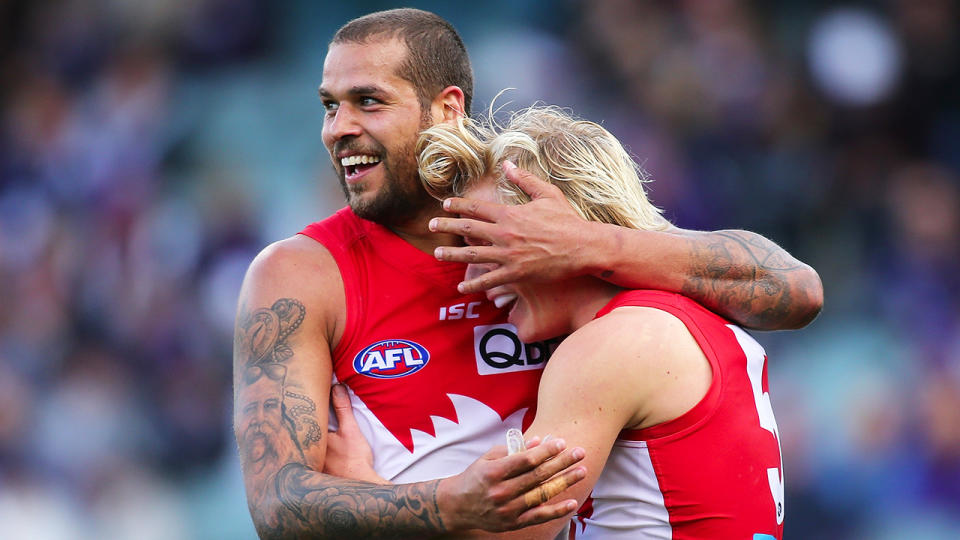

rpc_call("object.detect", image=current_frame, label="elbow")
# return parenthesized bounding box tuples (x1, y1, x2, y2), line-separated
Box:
(785, 265, 824, 330)
(247, 501, 284, 540)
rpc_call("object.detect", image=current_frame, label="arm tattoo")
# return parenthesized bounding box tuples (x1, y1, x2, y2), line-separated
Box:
(680, 231, 819, 329)
(273, 463, 444, 538)
(235, 298, 447, 538)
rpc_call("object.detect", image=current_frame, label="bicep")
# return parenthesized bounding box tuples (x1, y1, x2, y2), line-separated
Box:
(525, 367, 627, 504)
(233, 242, 340, 493)
(525, 330, 641, 509)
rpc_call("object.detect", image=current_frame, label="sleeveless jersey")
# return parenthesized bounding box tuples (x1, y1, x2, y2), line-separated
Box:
(572, 290, 784, 540)
(299, 208, 548, 483)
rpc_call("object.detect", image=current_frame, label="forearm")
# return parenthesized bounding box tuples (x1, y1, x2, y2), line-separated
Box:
(251, 462, 445, 539)
(582, 223, 823, 330)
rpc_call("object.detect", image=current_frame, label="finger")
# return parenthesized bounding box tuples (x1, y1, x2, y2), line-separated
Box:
(524, 436, 542, 449)
(502, 160, 563, 200)
(481, 444, 509, 461)
(511, 446, 586, 496)
(331, 384, 360, 433)
(515, 498, 579, 528)
(434, 244, 504, 266)
(429, 216, 497, 243)
(501, 438, 567, 478)
(458, 265, 515, 294)
(441, 196, 506, 221)
(522, 470, 583, 508)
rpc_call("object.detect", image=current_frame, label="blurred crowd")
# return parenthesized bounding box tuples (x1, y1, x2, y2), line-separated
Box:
(0, 1, 957, 538)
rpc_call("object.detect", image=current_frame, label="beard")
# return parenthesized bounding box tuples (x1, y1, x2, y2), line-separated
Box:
(336, 119, 437, 228)
(241, 425, 279, 473)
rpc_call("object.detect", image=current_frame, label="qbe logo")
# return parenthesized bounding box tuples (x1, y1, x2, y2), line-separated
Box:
(473, 324, 554, 376)
(353, 339, 430, 379)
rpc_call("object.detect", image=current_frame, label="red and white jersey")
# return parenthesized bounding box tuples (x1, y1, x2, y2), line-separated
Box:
(299, 208, 547, 483)
(573, 290, 784, 540)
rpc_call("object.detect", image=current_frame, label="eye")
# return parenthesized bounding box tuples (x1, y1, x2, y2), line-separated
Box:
(359, 96, 380, 107)
(322, 100, 338, 113)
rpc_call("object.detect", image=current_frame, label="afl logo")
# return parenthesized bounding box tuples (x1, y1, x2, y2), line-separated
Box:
(353, 339, 430, 379)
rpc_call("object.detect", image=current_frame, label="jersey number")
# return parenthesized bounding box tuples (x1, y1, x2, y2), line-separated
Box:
(732, 326, 785, 525)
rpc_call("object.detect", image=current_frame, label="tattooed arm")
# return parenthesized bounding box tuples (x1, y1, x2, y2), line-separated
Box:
(430, 165, 823, 331)
(234, 237, 585, 539)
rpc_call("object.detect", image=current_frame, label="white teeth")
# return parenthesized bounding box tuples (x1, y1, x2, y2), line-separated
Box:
(340, 155, 381, 167)
(493, 294, 518, 309)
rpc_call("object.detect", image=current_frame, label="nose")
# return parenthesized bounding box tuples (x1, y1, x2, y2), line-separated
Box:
(324, 103, 363, 143)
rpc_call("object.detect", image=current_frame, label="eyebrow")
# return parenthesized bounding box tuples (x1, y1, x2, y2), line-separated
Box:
(318, 85, 387, 99)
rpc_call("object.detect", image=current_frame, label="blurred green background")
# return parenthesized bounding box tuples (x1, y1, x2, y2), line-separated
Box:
(1, 1, 958, 538)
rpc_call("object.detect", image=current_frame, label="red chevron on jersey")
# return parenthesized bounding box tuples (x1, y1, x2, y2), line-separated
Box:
(300, 209, 545, 481)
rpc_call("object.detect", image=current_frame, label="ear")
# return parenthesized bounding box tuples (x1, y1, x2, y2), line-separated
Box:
(430, 85, 466, 125)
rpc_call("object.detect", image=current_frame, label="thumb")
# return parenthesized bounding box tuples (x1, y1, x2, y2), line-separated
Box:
(331, 384, 360, 433)
(502, 160, 560, 200)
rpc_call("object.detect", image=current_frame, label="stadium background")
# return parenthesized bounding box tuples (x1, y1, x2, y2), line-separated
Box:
(1, 0, 957, 538)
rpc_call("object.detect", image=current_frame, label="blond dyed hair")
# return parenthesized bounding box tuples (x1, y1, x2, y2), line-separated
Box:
(417, 105, 669, 231)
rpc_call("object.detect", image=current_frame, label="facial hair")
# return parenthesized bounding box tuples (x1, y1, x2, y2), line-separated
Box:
(336, 119, 437, 228)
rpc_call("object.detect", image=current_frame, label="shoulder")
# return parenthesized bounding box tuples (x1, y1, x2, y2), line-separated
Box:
(240, 235, 345, 341)
(246, 235, 340, 288)
(545, 307, 684, 389)
(548, 304, 710, 423)
(563, 304, 696, 360)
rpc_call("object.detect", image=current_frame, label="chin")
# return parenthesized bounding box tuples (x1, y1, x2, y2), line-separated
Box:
(515, 323, 549, 344)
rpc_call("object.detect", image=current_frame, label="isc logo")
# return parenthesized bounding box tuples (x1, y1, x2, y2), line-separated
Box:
(439, 301, 481, 321)
(353, 339, 430, 379)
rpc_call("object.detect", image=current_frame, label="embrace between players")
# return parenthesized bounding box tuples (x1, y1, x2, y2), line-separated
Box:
(234, 8, 822, 539)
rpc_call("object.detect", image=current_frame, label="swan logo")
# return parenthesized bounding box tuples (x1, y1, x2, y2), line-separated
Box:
(354, 339, 430, 379)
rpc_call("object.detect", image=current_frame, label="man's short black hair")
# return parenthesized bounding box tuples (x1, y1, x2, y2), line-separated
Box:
(332, 8, 474, 115)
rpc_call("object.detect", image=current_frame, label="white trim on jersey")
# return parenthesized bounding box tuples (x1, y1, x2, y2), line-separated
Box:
(342, 385, 530, 483)
(578, 439, 673, 539)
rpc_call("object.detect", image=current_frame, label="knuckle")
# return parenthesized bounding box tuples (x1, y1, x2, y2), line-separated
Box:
(494, 505, 514, 521)
(487, 485, 508, 503)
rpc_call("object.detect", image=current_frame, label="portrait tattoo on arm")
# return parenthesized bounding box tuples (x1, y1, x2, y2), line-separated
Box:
(234, 298, 446, 537)
(237, 298, 318, 452)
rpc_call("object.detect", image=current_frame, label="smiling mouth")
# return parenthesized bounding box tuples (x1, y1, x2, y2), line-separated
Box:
(341, 154, 382, 179)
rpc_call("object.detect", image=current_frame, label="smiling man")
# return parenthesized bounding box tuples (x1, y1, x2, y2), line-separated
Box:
(233, 8, 822, 539)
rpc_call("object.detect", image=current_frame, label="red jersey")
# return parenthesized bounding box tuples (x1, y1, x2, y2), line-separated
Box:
(573, 290, 784, 540)
(299, 208, 547, 483)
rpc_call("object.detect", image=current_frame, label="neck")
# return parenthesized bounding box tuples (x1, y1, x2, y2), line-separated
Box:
(566, 278, 624, 332)
(388, 207, 463, 256)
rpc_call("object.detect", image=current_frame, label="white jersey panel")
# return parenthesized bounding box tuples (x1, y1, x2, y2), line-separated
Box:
(345, 386, 529, 483)
(579, 439, 673, 540)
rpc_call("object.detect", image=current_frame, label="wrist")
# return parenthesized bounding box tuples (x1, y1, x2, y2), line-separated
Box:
(435, 476, 463, 532)
(580, 221, 622, 278)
